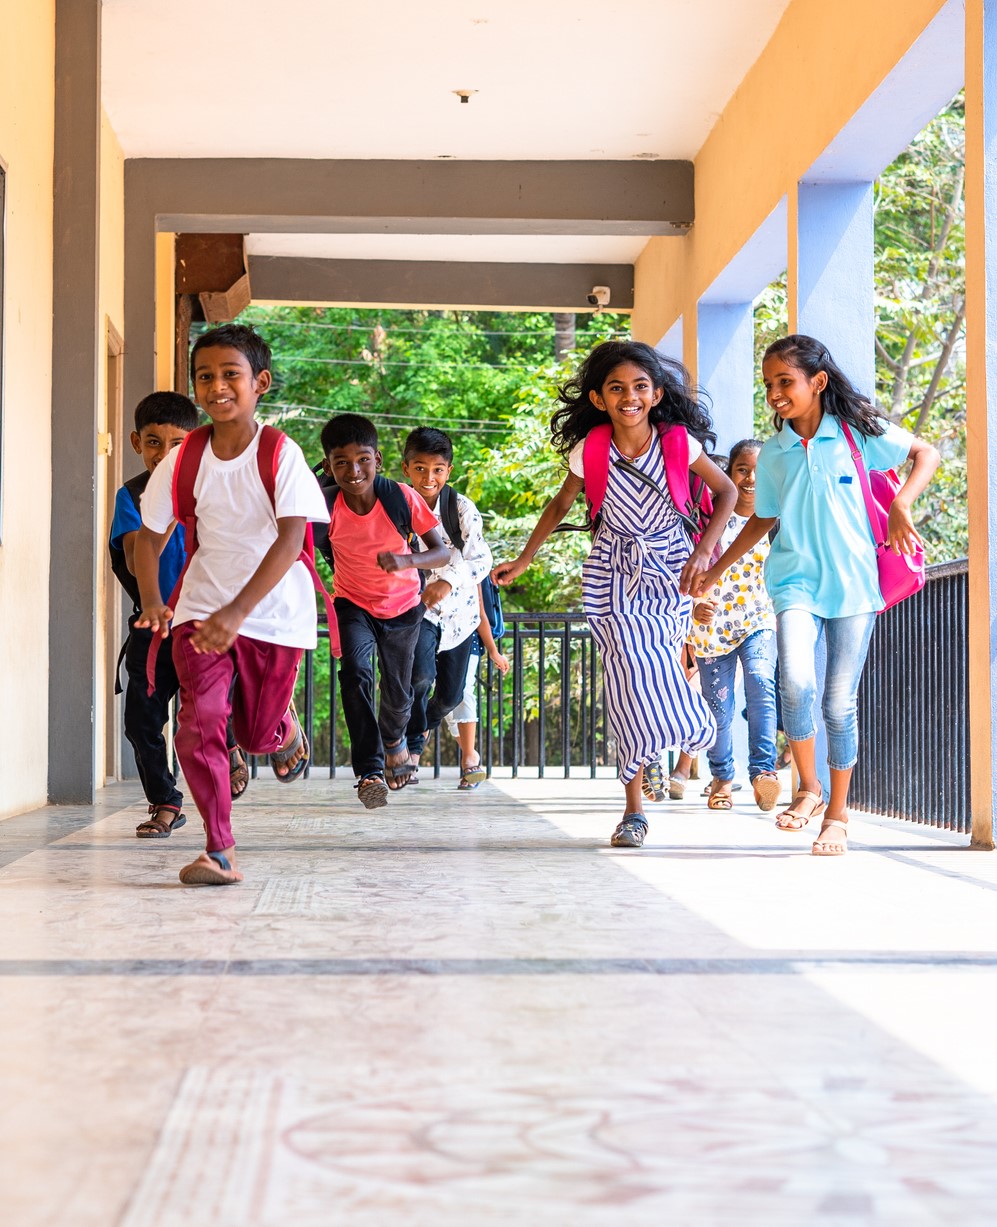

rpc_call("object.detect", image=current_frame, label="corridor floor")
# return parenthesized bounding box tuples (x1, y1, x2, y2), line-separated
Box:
(2, 772, 997, 1226)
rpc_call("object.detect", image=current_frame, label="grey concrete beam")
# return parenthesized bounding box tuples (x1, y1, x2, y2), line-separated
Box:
(249, 256, 634, 312)
(49, 0, 101, 803)
(127, 159, 693, 236)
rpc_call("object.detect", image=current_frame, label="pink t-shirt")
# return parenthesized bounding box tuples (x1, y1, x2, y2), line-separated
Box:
(331, 482, 439, 619)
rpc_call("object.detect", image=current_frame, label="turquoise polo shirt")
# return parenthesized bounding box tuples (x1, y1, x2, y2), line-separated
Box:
(754, 414, 915, 618)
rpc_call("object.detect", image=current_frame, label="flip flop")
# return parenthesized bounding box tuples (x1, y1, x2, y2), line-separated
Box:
(270, 702, 308, 783)
(136, 805, 187, 839)
(178, 850, 242, 886)
(461, 760, 487, 786)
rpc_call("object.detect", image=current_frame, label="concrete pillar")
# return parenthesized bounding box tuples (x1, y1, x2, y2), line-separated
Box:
(965, 0, 997, 849)
(794, 181, 876, 397)
(49, 0, 101, 803)
(697, 302, 754, 455)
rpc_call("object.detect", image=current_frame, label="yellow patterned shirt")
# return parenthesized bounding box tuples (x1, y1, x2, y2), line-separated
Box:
(689, 514, 776, 658)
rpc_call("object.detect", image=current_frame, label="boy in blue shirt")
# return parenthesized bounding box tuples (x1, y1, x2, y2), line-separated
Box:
(109, 392, 199, 837)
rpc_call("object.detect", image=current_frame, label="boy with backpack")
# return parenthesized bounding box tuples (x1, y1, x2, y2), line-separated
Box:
(315, 414, 450, 808)
(398, 428, 494, 779)
(109, 391, 198, 838)
(134, 325, 331, 886)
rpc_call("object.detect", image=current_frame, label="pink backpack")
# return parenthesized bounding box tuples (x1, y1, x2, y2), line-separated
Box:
(582, 421, 714, 542)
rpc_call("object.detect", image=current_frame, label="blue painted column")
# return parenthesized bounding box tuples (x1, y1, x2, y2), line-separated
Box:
(697, 302, 754, 455)
(793, 183, 875, 804)
(796, 181, 876, 397)
(656, 317, 684, 366)
(966, 0, 997, 848)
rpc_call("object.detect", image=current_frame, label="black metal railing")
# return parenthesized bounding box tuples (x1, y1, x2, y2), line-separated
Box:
(852, 559, 969, 831)
(267, 570, 970, 832)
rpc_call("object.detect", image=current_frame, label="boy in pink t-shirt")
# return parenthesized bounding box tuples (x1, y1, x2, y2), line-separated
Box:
(318, 414, 449, 809)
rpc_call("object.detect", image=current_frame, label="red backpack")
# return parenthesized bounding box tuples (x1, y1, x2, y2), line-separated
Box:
(582, 421, 714, 542)
(146, 424, 338, 695)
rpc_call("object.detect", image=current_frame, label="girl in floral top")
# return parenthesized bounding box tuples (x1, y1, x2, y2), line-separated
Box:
(690, 439, 780, 812)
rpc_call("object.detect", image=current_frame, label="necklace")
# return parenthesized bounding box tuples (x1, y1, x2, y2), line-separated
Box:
(616, 427, 653, 460)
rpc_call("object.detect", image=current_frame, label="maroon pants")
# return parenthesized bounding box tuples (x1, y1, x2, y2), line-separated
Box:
(172, 624, 303, 852)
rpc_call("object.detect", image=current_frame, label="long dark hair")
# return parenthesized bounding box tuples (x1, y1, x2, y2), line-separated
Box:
(550, 340, 717, 458)
(764, 335, 885, 437)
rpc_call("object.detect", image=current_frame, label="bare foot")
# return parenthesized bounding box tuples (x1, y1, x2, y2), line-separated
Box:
(178, 848, 244, 886)
(812, 816, 848, 856)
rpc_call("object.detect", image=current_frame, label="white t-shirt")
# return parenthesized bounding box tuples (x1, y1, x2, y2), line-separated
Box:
(567, 428, 703, 476)
(141, 427, 330, 648)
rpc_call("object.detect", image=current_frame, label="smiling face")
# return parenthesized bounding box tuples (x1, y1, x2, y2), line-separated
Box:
(401, 451, 453, 510)
(729, 447, 760, 514)
(191, 345, 271, 430)
(588, 362, 663, 431)
(325, 441, 381, 507)
(130, 422, 189, 474)
(762, 356, 826, 433)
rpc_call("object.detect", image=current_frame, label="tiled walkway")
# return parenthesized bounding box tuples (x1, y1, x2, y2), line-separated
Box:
(2, 772, 997, 1226)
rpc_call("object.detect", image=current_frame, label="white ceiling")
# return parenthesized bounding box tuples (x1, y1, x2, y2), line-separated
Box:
(101, 0, 791, 270)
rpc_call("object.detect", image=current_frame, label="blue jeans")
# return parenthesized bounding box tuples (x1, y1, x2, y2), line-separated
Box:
(697, 629, 778, 783)
(776, 609, 876, 771)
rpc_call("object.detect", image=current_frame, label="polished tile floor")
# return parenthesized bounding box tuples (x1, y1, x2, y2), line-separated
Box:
(2, 770, 997, 1226)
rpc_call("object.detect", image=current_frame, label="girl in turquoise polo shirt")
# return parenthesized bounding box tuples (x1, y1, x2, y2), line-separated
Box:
(690, 335, 939, 857)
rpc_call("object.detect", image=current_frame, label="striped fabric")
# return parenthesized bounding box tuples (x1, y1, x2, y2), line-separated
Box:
(582, 436, 716, 783)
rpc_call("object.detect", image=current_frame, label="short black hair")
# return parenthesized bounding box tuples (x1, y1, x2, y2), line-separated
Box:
(134, 391, 199, 434)
(403, 426, 453, 464)
(190, 324, 272, 379)
(321, 413, 379, 456)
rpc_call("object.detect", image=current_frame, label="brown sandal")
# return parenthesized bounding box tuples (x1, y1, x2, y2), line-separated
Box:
(229, 745, 249, 800)
(752, 772, 782, 812)
(136, 804, 187, 839)
(707, 780, 733, 810)
(812, 817, 848, 856)
(774, 789, 825, 830)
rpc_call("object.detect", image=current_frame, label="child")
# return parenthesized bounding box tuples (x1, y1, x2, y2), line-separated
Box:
(109, 391, 198, 838)
(400, 427, 494, 777)
(689, 439, 780, 812)
(442, 580, 511, 789)
(318, 414, 450, 807)
(493, 340, 736, 848)
(134, 325, 331, 886)
(691, 335, 939, 855)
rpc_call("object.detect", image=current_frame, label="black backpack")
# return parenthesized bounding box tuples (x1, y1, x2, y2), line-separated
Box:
(108, 470, 151, 612)
(480, 574, 505, 639)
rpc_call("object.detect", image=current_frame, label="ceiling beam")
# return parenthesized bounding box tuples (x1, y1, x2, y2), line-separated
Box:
(249, 256, 634, 312)
(126, 159, 693, 236)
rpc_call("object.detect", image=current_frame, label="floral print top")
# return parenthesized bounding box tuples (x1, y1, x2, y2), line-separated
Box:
(689, 513, 776, 658)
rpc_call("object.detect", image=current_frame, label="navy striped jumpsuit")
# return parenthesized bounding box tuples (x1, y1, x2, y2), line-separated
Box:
(580, 434, 717, 783)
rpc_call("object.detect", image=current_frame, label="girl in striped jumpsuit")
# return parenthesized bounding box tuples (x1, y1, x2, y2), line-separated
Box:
(493, 341, 736, 848)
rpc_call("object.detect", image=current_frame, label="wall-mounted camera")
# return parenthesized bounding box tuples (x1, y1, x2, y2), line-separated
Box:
(586, 286, 611, 308)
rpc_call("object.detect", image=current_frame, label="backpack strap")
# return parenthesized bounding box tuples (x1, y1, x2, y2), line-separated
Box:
(374, 475, 414, 543)
(657, 423, 714, 544)
(438, 484, 465, 552)
(582, 422, 613, 525)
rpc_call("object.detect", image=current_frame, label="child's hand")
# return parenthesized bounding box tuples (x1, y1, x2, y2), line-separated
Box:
(490, 649, 511, 675)
(887, 499, 924, 555)
(492, 558, 527, 586)
(377, 551, 407, 573)
(679, 546, 714, 596)
(190, 605, 244, 654)
(135, 604, 174, 637)
(422, 579, 452, 609)
(693, 601, 717, 625)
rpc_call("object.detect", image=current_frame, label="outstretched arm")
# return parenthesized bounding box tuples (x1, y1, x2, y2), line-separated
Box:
(677, 454, 737, 594)
(686, 514, 777, 597)
(492, 472, 585, 586)
(887, 436, 940, 555)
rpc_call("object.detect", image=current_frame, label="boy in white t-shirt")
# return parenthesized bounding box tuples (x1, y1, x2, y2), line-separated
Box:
(134, 325, 329, 886)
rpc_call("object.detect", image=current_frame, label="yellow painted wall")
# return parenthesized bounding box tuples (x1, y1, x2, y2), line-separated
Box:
(0, 1, 55, 818)
(95, 112, 126, 786)
(631, 0, 950, 364)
